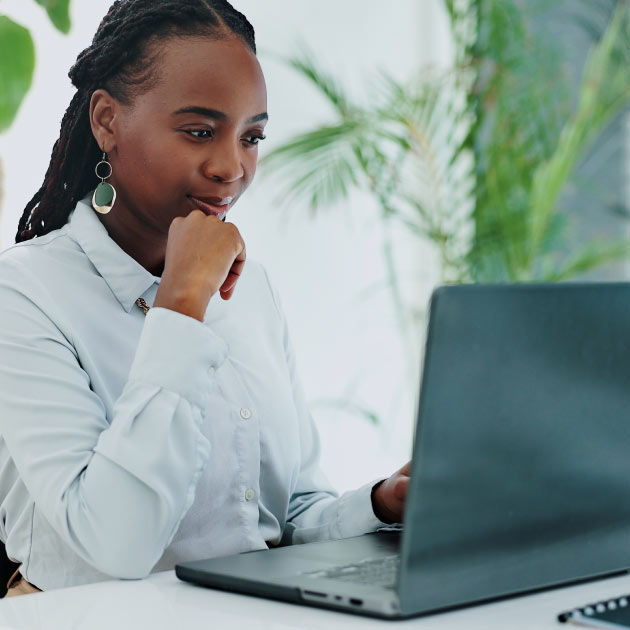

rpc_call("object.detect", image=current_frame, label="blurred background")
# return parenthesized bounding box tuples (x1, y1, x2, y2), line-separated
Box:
(0, 0, 628, 492)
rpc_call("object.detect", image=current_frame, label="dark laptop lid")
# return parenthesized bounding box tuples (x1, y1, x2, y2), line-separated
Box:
(398, 283, 630, 615)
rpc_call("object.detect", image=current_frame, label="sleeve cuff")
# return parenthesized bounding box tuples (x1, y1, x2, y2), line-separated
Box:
(336, 478, 390, 539)
(128, 306, 229, 409)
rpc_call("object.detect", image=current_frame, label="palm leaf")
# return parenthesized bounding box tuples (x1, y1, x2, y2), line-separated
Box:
(529, 3, 629, 262)
(542, 239, 630, 283)
(284, 47, 351, 116)
(261, 120, 371, 210)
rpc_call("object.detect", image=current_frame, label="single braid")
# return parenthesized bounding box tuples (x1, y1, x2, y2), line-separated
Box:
(16, 0, 256, 243)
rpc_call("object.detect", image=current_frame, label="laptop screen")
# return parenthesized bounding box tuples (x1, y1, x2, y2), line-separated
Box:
(398, 283, 630, 614)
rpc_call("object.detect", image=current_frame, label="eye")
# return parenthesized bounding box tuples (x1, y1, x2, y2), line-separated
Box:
(243, 134, 266, 146)
(187, 129, 213, 139)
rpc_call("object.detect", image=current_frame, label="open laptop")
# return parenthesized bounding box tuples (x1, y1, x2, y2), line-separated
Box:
(176, 283, 630, 619)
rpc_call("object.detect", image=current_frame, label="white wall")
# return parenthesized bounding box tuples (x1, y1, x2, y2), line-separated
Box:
(0, 1, 453, 492)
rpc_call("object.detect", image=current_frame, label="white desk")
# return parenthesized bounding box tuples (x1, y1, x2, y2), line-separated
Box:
(0, 569, 629, 630)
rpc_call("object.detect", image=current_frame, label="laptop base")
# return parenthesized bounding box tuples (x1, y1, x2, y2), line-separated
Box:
(176, 531, 402, 618)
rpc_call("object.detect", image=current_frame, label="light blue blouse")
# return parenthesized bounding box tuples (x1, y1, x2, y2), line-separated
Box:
(0, 195, 384, 591)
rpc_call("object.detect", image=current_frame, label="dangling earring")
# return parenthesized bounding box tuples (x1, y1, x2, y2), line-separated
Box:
(92, 147, 117, 214)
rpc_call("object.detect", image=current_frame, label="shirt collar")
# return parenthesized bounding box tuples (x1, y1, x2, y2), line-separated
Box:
(67, 194, 161, 313)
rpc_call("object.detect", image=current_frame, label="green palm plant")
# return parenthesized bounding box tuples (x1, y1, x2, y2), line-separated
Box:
(461, 0, 630, 282)
(260, 1, 628, 426)
(262, 1, 629, 349)
(261, 56, 476, 366)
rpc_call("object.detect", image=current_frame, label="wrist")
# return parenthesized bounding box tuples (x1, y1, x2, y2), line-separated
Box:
(154, 286, 206, 322)
(371, 479, 395, 524)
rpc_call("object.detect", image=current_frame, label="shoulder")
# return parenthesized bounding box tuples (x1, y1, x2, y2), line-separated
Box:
(0, 226, 84, 337)
(0, 225, 80, 287)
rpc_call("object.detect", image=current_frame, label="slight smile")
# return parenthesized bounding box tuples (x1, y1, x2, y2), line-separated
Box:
(187, 195, 233, 221)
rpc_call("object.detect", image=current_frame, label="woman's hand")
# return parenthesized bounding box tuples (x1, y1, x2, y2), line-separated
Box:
(371, 461, 411, 523)
(154, 210, 246, 321)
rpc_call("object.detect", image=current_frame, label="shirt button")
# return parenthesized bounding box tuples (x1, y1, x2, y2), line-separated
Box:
(240, 408, 252, 420)
(245, 488, 255, 501)
(207, 366, 215, 379)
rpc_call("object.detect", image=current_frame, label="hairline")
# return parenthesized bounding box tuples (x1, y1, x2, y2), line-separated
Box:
(104, 30, 256, 106)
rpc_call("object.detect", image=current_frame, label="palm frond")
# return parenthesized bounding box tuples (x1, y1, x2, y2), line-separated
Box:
(261, 120, 371, 210)
(529, 3, 629, 259)
(541, 239, 630, 283)
(284, 47, 352, 116)
(262, 0, 629, 289)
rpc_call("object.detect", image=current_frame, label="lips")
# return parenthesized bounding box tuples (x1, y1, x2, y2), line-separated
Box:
(188, 195, 233, 220)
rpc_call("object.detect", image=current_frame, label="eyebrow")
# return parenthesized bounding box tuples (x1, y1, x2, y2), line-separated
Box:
(172, 106, 268, 124)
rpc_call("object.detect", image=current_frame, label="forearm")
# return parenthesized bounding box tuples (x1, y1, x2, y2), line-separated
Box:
(282, 480, 388, 546)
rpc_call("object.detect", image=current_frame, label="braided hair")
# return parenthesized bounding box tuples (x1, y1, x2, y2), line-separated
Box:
(15, 0, 256, 243)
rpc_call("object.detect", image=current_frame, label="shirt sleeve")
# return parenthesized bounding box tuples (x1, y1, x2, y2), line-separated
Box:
(0, 258, 228, 579)
(259, 266, 388, 545)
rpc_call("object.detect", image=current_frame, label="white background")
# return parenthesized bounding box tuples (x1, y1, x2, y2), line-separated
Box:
(0, 0, 453, 492)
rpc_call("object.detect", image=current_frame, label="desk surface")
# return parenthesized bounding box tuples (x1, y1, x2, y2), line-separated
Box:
(0, 569, 629, 630)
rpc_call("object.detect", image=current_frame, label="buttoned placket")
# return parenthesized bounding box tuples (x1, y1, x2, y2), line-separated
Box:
(235, 400, 259, 509)
(211, 360, 261, 547)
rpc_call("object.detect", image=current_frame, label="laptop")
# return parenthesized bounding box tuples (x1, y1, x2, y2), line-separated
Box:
(176, 283, 630, 619)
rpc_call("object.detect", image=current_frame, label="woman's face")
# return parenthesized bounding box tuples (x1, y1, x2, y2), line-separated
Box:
(93, 35, 268, 233)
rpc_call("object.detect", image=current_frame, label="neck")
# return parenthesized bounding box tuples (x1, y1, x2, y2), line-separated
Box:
(95, 193, 166, 277)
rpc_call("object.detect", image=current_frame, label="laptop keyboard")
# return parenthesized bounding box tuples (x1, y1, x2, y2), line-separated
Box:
(302, 554, 400, 589)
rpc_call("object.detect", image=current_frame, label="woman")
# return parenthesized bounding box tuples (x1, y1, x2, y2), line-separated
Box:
(0, 0, 410, 596)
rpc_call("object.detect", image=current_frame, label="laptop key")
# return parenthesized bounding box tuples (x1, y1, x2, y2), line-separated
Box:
(302, 555, 400, 590)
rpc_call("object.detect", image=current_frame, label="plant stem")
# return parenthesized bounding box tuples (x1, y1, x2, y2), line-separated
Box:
(381, 213, 419, 385)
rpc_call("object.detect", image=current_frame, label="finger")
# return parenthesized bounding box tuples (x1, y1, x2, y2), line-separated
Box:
(231, 234, 247, 269)
(219, 246, 246, 301)
(219, 278, 237, 300)
(230, 249, 246, 279)
(219, 242, 246, 300)
(399, 460, 412, 477)
(219, 286, 235, 300)
(220, 270, 239, 293)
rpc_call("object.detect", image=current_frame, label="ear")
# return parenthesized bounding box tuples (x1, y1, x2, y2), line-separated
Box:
(89, 89, 119, 154)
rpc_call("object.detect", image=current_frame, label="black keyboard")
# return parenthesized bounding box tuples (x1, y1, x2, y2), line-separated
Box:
(302, 554, 399, 589)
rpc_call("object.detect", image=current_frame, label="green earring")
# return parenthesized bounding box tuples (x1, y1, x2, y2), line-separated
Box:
(92, 149, 116, 214)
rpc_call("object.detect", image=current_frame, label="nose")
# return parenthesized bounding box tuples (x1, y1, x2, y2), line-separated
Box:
(201, 139, 245, 183)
